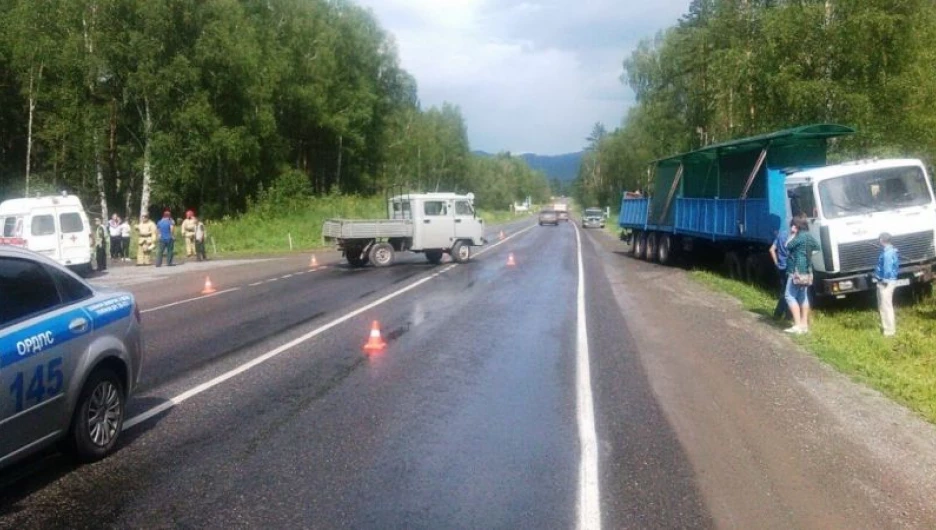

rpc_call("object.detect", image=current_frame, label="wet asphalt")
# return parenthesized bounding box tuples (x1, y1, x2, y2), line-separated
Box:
(0, 219, 711, 529)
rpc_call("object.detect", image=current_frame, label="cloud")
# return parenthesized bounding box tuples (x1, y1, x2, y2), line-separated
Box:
(357, 0, 689, 154)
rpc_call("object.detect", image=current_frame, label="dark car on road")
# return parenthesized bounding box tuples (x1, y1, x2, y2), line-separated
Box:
(0, 246, 143, 470)
(539, 209, 559, 226)
(582, 207, 605, 229)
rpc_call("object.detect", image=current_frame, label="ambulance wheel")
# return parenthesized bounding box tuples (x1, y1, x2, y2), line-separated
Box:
(451, 241, 471, 263)
(66, 368, 125, 463)
(426, 250, 444, 264)
(369, 243, 395, 267)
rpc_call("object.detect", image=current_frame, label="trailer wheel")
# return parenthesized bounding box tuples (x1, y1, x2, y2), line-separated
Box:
(724, 251, 744, 281)
(369, 243, 395, 267)
(633, 231, 647, 260)
(645, 232, 658, 262)
(425, 250, 443, 265)
(658, 234, 674, 265)
(451, 240, 471, 263)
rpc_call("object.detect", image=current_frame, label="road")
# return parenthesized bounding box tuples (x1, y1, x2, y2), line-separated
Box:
(2, 218, 936, 529)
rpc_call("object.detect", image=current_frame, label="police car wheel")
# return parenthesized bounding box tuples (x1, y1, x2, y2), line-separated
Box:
(68, 368, 125, 463)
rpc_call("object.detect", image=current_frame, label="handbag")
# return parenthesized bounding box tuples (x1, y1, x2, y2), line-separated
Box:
(792, 271, 813, 286)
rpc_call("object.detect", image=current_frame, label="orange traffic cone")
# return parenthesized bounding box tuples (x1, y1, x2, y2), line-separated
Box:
(506, 253, 516, 267)
(310, 254, 318, 268)
(498, 230, 505, 241)
(363, 320, 387, 353)
(201, 276, 216, 294)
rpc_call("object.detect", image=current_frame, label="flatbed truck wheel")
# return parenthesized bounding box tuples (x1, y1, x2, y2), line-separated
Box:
(658, 233, 673, 265)
(369, 242, 395, 267)
(346, 246, 369, 267)
(425, 250, 443, 264)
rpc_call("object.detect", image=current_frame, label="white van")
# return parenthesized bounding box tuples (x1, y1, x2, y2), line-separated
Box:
(0, 194, 93, 275)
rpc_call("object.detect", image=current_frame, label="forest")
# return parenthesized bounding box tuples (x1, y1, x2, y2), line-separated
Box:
(576, 0, 936, 210)
(0, 0, 550, 221)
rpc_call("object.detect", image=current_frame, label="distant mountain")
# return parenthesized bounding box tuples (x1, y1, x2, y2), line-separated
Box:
(473, 151, 583, 182)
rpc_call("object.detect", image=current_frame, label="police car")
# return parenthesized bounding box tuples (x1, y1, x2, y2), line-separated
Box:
(0, 245, 143, 469)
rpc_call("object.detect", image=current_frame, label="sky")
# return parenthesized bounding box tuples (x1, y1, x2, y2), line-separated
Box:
(355, 0, 691, 155)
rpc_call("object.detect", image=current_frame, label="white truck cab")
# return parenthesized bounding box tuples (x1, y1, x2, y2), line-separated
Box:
(0, 194, 93, 275)
(785, 159, 936, 296)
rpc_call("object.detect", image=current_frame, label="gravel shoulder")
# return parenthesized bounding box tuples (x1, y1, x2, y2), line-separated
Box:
(585, 227, 936, 529)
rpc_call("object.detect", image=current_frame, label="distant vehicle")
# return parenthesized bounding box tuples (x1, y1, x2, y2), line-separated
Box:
(0, 245, 143, 470)
(551, 201, 570, 222)
(322, 192, 486, 267)
(619, 124, 936, 298)
(582, 208, 605, 229)
(539, 209, 559, 226)
(0, 194, 93, 276)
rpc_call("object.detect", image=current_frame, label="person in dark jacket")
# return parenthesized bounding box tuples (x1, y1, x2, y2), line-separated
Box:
(769, 226, 791, 320)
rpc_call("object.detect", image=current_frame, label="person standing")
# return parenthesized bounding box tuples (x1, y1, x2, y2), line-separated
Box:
(94, 218, 108, 271)
(119, 216, 132, 261)
(784, 217, 820, 334)
(181, 209, 197, 259)
(874, 232, 900, 337)
(108, 214, 122, 260)
(155, 210, 176, 267)
(137, 214, 158, 265)
(769, 226, 791, 320)
(194, 216, 208, 261)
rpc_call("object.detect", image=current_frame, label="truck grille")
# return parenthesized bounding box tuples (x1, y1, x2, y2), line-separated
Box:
(837, 230, 935, 272)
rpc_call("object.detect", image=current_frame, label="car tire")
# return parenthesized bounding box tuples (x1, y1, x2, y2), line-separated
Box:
(451, 240, 471, 263)
(426, 249, 443, 265)
(66, 368, 125, 463)
(369, 242, 395, 267)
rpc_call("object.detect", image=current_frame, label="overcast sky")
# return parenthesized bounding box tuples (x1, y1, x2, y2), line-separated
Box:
(355, 0, 690, 155)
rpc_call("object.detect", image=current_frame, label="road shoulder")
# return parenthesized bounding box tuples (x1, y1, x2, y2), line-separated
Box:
(584, 227, 936, 529)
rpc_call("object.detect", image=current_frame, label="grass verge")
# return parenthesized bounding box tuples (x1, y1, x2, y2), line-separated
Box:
(691, 270, 936, 424)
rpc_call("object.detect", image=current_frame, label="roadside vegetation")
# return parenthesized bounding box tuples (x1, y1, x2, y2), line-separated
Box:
(692, 271, 936, 424)
(0, 0, 550, 223)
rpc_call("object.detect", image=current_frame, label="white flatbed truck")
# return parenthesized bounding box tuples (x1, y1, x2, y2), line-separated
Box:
(322, 192, 487, 267)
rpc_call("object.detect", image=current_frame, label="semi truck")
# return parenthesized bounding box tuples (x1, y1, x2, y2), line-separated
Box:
(618, 124, 936, 298)
(322, 192, 486, 267)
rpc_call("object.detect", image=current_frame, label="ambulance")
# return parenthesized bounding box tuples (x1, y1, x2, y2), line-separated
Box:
(0, 193, 93, 275)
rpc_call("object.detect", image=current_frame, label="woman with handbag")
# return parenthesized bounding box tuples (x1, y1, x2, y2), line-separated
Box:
(784, 216, 819, 334)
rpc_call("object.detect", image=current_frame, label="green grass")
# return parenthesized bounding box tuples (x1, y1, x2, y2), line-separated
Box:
(692, 270, 936, 424)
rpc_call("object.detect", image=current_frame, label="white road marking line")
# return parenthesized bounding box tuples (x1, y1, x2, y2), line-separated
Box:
(123, 223, 536, 430)
(282, 274, 293, 279)
(265, 278, 278, 283)
(140, 288, 241, 314)
(573, 223, 601, 530)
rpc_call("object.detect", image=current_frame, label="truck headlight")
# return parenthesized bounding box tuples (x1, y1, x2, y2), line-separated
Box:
(836, 280, 854, 291)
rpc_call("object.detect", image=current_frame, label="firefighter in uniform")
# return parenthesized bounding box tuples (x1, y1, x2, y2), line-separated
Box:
(137, 213, 158, 265)
(181, 209, 197, 258)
